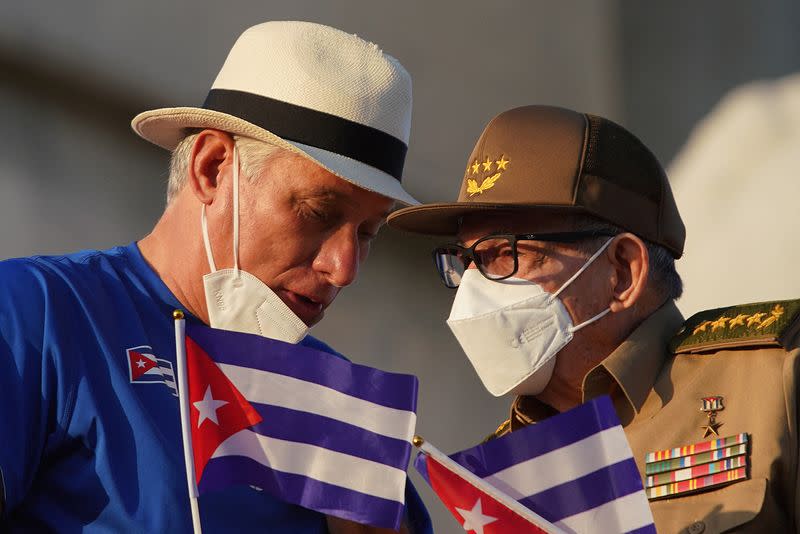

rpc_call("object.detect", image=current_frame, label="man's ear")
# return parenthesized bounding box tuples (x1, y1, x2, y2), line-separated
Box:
(607, 233, 649, 313)
(187, 130, 236, 205)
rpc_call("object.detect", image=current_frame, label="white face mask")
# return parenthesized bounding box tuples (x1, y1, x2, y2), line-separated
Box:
(446, 238, 613, 397)
(201, 146, 309, 344)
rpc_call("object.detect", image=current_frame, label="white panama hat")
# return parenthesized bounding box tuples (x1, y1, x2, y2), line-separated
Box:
(132, 21, 418, 205)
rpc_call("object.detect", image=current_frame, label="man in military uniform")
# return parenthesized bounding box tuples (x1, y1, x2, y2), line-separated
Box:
(388, 106, 799, 532)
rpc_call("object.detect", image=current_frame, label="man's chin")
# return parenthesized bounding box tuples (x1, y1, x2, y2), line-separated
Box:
(305, 309, 325, 328)
(276, 289, 328, 327)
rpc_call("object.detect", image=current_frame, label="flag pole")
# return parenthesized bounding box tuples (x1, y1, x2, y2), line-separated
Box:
(412, 436, 567, 534)
(174, 310, 203, 534)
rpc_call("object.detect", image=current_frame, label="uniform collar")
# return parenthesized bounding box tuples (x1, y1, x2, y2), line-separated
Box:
(582, 299, 684, 423)
(506, 300, 683, 431)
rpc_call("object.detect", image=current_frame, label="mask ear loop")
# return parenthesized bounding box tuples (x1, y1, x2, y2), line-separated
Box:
(232, 144, 240, 279)
(549, 236, 616, 333)
(570, 307, 612, 333)
(200, 143, 241, 276)
(551, 236, 615, 300)
(201, 205, 217, 273)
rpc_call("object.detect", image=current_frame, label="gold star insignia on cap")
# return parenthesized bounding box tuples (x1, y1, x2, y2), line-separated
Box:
(465, 154, 508, 196)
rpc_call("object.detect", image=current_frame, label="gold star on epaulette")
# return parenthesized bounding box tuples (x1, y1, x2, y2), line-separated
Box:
(471, 160, 481, 174)
(746, 312, 766, 328)
(728, 314, 748, 328)
(671, 298, 800, 354)
(482, 156, 493, 172)
(758, 304, 785, 329)
(496, 155, 509, 170)
(710, 316, 730, 331)
(693, 320, 713, 335)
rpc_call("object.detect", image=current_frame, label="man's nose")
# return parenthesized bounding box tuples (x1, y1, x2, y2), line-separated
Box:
(313, 227, 360, 288)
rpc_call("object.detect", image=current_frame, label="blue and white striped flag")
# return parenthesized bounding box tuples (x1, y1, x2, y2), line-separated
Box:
(422, 396, 655, 534)
(178, 322, 418, 530)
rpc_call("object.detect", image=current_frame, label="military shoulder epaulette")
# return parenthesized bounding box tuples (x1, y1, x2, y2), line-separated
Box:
(670, 298, 800, 354)
(483, 419, 511, 443)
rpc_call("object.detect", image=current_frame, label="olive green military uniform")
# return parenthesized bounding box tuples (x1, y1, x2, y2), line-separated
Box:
(491, 300, 800, 533)
(387, 106, 799, 533)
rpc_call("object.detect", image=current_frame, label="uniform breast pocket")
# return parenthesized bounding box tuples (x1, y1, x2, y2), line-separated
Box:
(649, 478, 767, 533)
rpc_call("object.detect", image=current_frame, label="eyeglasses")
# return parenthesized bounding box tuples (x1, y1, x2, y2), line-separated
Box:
(432, 231, 616, 288)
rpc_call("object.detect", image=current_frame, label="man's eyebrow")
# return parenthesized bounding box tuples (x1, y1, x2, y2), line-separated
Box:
(295, 187, 341, 199)
(295, 188, 392, 220)
(293, 188, 348, 207)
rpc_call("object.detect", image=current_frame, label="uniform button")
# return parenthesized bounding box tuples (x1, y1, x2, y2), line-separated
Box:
(687, 521, 705, 534)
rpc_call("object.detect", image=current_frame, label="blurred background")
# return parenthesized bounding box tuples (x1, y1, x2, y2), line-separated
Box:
(3, 1, 800, 531)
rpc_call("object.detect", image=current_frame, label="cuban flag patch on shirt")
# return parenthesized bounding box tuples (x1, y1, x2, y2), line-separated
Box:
(127, 345, 178, 396)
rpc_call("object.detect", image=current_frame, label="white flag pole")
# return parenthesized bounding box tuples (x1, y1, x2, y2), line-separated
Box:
(174, 310, 203, 534)
(412, 436, 567, 534)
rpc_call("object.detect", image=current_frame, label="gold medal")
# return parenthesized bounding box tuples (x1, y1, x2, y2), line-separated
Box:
(700, 396, 724, 438)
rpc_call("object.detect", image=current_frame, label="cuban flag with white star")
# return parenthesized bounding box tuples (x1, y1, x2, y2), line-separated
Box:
(126, 345, 178, 396)
(415, 396, 655, 534)
(182, 322, 418, 530)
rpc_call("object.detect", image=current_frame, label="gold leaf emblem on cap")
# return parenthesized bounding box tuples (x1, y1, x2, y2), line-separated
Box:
(466, 154, 509, 196)
(467, 173, 502, 196)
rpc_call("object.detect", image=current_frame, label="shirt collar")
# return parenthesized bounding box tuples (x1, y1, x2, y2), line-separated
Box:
(582, 299, 684, 421)
(509, 300, 684, 429)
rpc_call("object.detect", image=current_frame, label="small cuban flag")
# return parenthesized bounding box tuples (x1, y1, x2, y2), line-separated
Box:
(126, 345, 178, 396)
(415, 396, 655, 534)
(172, 316, 418, 533)
(414, 437, 560, 534)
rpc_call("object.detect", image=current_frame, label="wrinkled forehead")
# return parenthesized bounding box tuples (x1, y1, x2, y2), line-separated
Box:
(456, 210, 577, 244)
(262, 149, 395, 211)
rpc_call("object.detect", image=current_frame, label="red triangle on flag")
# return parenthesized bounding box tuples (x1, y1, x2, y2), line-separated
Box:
(186, 336, 263, 483)
(128, 349, 158, 381)
(425, 453, 551, 534)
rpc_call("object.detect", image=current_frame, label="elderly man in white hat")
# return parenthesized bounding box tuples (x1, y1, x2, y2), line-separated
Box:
(0, 21, 430, 533)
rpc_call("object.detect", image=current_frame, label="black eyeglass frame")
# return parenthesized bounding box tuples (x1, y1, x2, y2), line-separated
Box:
(432, 230, 618, 288)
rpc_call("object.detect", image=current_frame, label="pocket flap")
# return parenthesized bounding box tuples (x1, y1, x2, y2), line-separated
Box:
(649, 477, 766, 533)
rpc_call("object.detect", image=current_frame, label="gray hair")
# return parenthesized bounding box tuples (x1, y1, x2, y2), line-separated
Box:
(166, 129, 283, 204)
(566, 215, 683, 301)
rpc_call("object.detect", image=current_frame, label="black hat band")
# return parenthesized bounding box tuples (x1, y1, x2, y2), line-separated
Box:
(203, 89, 407, 180)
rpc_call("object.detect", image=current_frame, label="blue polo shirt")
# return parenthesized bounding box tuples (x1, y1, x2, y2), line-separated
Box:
(0, 243, 431, 533)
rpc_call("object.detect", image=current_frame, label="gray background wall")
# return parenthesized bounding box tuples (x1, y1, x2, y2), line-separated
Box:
(2, 1, 799, 532)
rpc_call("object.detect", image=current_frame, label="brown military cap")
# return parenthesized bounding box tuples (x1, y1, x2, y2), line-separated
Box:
(389, 105, 686, 257)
